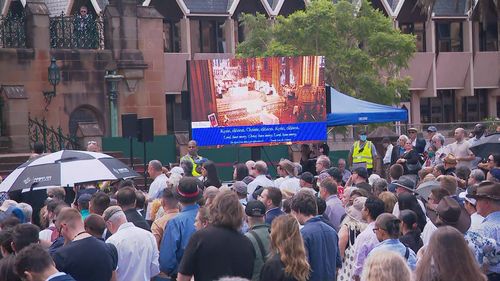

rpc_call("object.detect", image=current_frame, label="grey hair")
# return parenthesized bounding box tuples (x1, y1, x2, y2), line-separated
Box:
(17, 203, 33, 223)
(148, 160, 163, 172)
(470, 169, 485, 182)
(316, 155, 331, 169)
(108, 210, 127, 224)
(398, 135, 409, 142)
(372, 178, 388, 192)
(432, 133, 445, 145)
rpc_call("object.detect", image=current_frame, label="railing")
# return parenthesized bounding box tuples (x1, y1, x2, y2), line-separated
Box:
(29, 116, 80, 152)
(49, 12, 104, 50)
(0, 13, 26, 48)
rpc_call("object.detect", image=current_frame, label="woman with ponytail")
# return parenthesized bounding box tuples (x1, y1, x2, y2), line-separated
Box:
(260, 215, 310, 281)
(399, 209, 423, 253)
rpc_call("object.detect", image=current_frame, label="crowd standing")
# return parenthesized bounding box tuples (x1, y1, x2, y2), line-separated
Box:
(0, 126, 499, 281)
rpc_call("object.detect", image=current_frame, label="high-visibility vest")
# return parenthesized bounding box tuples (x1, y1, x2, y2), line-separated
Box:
(352, 141, 374, 169)
(181, 155, 202, 177)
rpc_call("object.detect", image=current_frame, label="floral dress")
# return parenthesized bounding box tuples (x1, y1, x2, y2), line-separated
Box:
(337, 218, 367, 281)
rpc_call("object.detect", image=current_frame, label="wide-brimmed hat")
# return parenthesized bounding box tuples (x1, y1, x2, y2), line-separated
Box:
(428, 196, 471, 234)
(443, 154, 457, 165)
(392, 178, 415, 193)
(346, 196, 367, 222)
(408, 127, 418, 133)
(175, 177, 203, 203)
(466, 181, 500, 201)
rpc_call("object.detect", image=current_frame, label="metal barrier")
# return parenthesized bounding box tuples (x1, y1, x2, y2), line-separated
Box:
(29, 116, 80, 152)
(49, 12, 104, 50)
(0, 13, 26, 48)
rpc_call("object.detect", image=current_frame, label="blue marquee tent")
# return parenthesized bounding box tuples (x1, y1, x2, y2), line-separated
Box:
(326, 87, 408, 126)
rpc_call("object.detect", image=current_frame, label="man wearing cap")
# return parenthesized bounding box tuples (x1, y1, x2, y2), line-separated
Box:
(159, 177, 202, 280)
(348, 131, 377, 175)
(349, 167, 371, 192)
(180, 140, 204, 177)
(425, 126, 438, 151)
(299, 172, 315, 194)
(448, 128, 475, 169)
(459, 189, 484, 231)
(244, 201, 270, 281)
(391, 178, 426, 217)
(232, 181, 248, 207)
(465, 181, 500, 281)
(104, 206, 160, 281)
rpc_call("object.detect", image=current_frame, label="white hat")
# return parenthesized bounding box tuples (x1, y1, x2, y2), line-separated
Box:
(459, 191, 476, 206)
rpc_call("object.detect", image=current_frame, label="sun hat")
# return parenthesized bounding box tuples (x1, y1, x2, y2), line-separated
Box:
(392, 178, 416, 193)
(466, 181, 500, 201)
(428, 196, 471, 234)
(175, 177, 203, 203)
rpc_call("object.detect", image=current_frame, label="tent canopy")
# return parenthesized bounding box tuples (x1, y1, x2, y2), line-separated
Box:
(327, 87, 408, 126)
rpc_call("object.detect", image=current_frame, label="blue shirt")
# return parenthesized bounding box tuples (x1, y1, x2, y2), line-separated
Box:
(159, 204, 199, 275)
(265, 207, 284, 225)
(369, 239, 417, 270)
(301, 216, 342, 281)
(465, 211, 500, 274)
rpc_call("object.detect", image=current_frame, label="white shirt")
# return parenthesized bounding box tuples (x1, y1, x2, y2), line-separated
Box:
(146, 173, 168, 220)
(39, 223, 55, 242)
(422, 217, 437, 246)
(148, 173, 168, 200)
(247, 174, 275, 201)
(392, 199, 426, 217)
(106, 222, 160, 281)
(383, 144, 394, 165)
(469, 212, 484, 231)
(279, 176, 301, 194)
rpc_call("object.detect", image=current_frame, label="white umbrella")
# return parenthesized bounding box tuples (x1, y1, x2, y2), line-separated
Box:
(0, 150, 140, 192)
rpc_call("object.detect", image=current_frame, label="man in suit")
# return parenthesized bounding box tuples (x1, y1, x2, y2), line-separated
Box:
(15, 244, 77, 281)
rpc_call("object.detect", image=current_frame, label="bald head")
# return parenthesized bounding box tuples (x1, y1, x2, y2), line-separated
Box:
(454, 128, 466, 141)
(187, 140, 198, 156)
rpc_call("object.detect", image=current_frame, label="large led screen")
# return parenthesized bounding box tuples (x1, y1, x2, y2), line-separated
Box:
(189, 56, 327, 146)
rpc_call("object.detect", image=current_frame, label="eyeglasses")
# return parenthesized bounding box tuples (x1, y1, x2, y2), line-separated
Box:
(372, 228, 380, 233)
(488, 158, 494, 162)
(88, 141, 97, 145)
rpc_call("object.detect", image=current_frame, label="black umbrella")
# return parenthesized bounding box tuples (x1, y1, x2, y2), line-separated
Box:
(469, 133, 500, 160)
(0, 150, 140, 192)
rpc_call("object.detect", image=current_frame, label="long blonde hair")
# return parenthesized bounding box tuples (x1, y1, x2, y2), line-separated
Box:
(414, 226, 487, 281)
(270, 215, 310, 281)
(361, 250, 411, 281)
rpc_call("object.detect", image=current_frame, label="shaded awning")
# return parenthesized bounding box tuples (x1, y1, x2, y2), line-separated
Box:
(327, 87, 408, 126)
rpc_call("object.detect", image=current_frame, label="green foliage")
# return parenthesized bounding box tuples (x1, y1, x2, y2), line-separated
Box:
(236, 0, 416, 105)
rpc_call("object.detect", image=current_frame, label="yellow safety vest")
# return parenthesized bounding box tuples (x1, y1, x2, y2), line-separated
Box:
(352, 141, 374, 169)
(181, 155, 201, 177)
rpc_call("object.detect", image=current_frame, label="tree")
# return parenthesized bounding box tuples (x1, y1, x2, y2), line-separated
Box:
(236, 0, 416, 105)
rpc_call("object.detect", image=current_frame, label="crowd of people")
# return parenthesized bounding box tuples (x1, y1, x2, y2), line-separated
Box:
(0, 126, 498, 281)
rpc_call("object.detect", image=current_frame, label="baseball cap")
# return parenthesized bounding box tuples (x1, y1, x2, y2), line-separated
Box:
(427, 126, 437, 132)
(459, 191, 476, 206)
(245, 200, 266, 217)
(232, 181, 248, 195)
(300, 172, 314, 184)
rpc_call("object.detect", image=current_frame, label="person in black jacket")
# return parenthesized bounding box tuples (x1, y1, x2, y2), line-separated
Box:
(399, 209, 423, 254)
(391, 135, 409, 165)
(116, 187, 150, 231)
(396, 140, 421, 182)
(202, 160, 222, 188)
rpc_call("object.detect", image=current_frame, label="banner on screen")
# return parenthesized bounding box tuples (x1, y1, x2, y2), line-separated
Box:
(189, 56, 327, 146)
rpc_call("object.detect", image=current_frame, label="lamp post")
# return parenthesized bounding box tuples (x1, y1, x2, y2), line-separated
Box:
(43, 57, 61, 111)
(104, 70, 123, 137)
